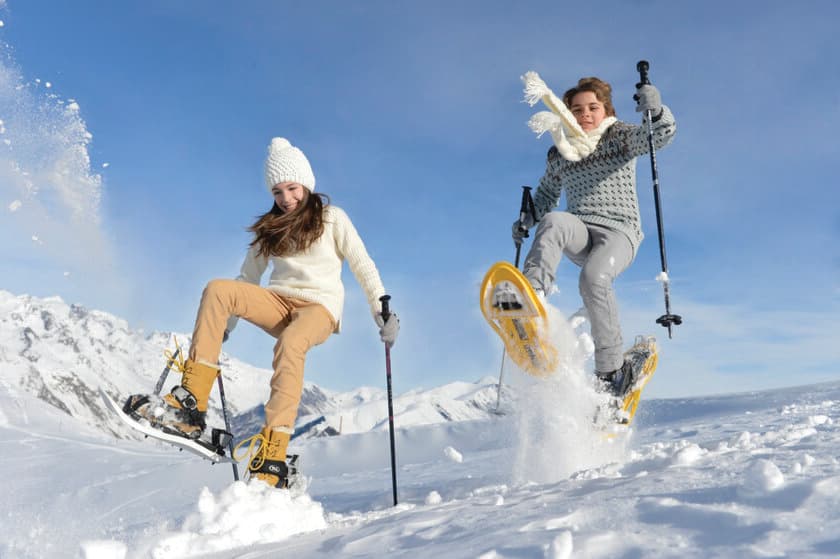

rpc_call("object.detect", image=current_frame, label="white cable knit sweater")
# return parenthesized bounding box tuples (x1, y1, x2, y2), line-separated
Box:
(234, 205, 385, 332)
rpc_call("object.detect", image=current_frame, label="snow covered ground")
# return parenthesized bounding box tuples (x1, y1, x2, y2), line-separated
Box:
(4, 373, 840, 558)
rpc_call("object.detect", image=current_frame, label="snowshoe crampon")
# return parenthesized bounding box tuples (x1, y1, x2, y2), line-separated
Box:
(480, 261, 558, 377)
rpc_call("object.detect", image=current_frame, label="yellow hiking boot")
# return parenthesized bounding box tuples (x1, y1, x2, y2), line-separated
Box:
(237, 426, 292, 488)
(124, 359, 219, 439)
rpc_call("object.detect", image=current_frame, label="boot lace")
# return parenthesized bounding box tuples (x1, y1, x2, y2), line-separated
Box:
(163, 337, 209, 399)
(163, 337, 191, 376)
(233, 432, 270, 469)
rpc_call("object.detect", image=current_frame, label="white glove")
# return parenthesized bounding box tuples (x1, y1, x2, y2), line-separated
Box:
(375, 312, 400, 348)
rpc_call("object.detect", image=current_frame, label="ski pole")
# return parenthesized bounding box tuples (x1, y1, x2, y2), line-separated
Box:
(379, 294, 399, 506)
(153, 347, 180, 396)
(216, 373, 240, 481)
(513, 186, 534, 268)
(636, 60, 682, 338)
(217, 330, 239, 480)
(496, 186, 535, 411)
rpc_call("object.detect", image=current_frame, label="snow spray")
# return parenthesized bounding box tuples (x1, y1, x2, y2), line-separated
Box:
(509, 303, 628, 484)
(149, 480, 326, 558)
(0, 39, 114, 293)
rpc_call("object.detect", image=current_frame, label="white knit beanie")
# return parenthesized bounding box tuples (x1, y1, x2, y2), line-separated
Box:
(263, 137, 316, 192)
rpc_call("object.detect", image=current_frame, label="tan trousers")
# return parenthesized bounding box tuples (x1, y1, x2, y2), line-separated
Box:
(190, 279, 335, 430)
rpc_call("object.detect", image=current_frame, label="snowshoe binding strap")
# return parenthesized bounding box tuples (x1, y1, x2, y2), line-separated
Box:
(493, 281, 524, 311)
(286, 454, 299, 477)
(613, 361, 637, 398)
(170, 385, 198, 411)
(595, 358, 638, 399)
(210, 428, 233, 449)
(123, 394, 150, 416)
(233, 432, 297, 488)
(248, 457, 289, 488)
(594, 370, 617, 395)
(167, 385, 207, 430)
(162, 385, 207, 431)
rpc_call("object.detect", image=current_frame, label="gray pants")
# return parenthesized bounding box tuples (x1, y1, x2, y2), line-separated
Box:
(523, 212, 634, 373)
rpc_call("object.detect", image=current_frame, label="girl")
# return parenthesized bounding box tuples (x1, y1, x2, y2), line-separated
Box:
(128, 137, 399, 488)
(499, 73, 676, 395)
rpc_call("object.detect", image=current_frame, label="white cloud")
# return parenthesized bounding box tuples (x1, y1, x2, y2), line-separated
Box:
(620, 296, 840, 398)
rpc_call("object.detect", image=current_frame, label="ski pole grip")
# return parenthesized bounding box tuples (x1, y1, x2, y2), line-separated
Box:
(380, 294, 391, 322)
(636, 60, 651, 86)
(518, 186, 532, 238)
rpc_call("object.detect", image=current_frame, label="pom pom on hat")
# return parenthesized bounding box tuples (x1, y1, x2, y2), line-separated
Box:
(264, 137, 315, 192)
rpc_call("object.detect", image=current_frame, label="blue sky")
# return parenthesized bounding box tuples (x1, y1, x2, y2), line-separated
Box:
(1, 0, 838, 398)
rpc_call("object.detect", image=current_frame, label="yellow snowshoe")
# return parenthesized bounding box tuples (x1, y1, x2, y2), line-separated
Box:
(479, 261, 558, 377)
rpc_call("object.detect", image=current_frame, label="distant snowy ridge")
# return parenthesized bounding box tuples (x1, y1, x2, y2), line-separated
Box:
(0, 290, 509, 441)
(0, 289, 266, 436)
(237, 376, 510, 440)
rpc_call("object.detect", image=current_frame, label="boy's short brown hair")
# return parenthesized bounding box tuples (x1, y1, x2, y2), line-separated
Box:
(562, 77, 616, 117)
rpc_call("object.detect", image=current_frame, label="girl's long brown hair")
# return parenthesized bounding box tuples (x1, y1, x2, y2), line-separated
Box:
(249, 190, 331, 258)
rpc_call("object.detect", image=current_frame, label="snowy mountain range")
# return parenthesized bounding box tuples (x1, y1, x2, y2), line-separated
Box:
(0, 290, 507, 441)
(4, 289, 840, 558)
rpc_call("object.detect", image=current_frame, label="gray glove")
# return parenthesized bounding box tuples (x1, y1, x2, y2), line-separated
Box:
(375, 312, 400, 348)
(511, 214, 535, 242)
(634, 84, 662, 114)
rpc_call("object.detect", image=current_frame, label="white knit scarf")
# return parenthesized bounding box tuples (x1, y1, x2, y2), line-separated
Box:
(522, 71, 617, 162)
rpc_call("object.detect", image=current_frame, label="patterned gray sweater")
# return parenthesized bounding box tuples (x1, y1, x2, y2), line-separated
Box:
(532, 106, 677, 254)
